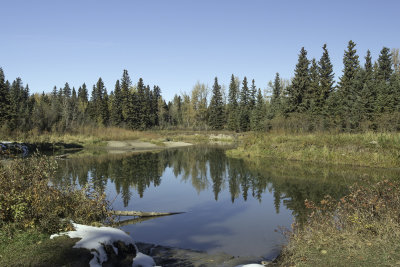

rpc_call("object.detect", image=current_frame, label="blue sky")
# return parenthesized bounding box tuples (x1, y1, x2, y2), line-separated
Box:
(1, 0, 400, 100)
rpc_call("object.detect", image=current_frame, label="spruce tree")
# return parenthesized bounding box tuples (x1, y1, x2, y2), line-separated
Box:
(227, 74, 239, 131)
(307, 58, 320, 114)
(377, 47, 393, 82)
(0, 68, 10, 126)
(270, 73, 281, 116)
(208, 77, 225, 130)
(337, 40, 360, 129)
(375, 47, 395, 113)
(239, 76, 250, 131)
(287, 47, 310, 113)
(111, 80, 123, 126)
(120, 70, 132, 123)
(250, 88, 265, 131)
(318, 44, 334, 109)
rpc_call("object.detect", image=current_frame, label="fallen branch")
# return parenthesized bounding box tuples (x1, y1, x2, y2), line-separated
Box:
(110, 210, 184, 217)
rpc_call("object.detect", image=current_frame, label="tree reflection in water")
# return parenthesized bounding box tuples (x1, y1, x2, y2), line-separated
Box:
(53, 146, 400, 222)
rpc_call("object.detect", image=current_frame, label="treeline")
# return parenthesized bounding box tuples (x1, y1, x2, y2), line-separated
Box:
(1, 40, 400, 133)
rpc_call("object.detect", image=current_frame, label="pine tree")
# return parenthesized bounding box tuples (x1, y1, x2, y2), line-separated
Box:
(208, 77, 225, 129)
(287, 47, 310, 113)
(239, 76, 250, 131)
(318, 44, 334, 110)
(0, 68, 10, 126)
(227, 74, 239, 131)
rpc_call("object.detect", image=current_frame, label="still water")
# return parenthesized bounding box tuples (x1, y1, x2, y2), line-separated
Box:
(54, 146, 400, 259)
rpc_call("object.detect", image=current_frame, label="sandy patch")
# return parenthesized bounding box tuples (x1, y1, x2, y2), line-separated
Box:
(106, 140, 192, 154)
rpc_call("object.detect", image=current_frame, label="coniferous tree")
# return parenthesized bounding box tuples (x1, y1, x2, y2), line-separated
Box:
(249, 79, 257, 110)
(337, 40, 360, 129)
(287, 47, 310, 113)
(0, 68, 10, 126)
(111, 80, 123, 126)
(227, 74, 239, 131)
(306, 59, 320, 115)
(152, 86, 161, 126)
(120, 70, 132, 123)
(318, 44, 334, 110)
(239, 76, 250, 131)
(270, 73, 281, 116)
(208, 77, 225, 130)
(250, 88, 265, 131)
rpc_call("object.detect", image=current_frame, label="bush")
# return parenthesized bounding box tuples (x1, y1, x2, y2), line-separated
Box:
(0, 156, 111, 234)
(281, 180, 400, 266)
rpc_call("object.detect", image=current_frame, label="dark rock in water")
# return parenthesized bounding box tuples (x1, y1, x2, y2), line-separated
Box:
(103, 241, 137, 267)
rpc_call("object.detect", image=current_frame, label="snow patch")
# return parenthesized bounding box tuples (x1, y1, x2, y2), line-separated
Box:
(132, 252, 156, 267)
(50, 223, 156, 267)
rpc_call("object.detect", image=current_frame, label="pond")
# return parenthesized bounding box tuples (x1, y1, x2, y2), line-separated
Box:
(53, 145, 400, 260)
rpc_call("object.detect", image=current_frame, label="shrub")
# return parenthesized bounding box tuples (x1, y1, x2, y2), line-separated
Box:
(0, 156, 112, 234)
(281, 180, 400, 266)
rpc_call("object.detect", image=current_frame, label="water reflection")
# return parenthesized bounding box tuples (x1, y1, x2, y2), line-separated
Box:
(54, 146, 400, 223)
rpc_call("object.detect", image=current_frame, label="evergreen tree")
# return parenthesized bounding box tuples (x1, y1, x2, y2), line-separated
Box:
(270, 72, 281, 116)
(287, 47, 310, 113)
(227, 74, 239, 131)
(249, 79, 257, 110)
(120, 70, 132, 123)
(377, 47, 393, 82)
(208, 77, 225, 129)
(307, 58, 320, 114)
(250, 88, 265, 131)
(111, 80, 123, 126)
(337, 40, 360, 130)
(0, 68, 10, 126)
(318, 44, 334, 109)
(239, 76, 250, 131)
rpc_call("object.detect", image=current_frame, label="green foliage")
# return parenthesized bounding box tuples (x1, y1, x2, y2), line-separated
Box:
(239, 77, 250, 131)
(227, 74, 239, 131)
(208, 77, 225, 130)
(0, 156, 111, 234)
(288, 47, 310, 113)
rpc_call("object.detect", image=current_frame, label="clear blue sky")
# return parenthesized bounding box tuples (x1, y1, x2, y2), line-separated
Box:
(1, 0, 399, 100)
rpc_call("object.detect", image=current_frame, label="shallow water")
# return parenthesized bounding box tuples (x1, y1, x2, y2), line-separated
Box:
(54, 145, 400, 259)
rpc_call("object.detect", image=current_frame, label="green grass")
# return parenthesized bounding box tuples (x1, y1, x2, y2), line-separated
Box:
(226, 132, 400, 168)
(0, 229, 92, 267)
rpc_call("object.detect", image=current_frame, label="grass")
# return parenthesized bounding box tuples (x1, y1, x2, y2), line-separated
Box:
(226, 132, 400, 168)
(0, 228, 92, 267)
(280, 180, 400, 267)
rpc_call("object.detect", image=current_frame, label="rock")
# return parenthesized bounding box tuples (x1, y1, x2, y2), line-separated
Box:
(98, 241, 137, 267)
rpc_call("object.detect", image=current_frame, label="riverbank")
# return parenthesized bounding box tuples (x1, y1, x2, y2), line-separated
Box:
(226, 132, 400, 168)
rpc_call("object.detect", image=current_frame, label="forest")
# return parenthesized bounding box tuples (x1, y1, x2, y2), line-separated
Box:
(1, 40, 400, 135)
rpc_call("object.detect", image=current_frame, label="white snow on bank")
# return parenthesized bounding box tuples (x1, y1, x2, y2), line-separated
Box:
(50, 223, 156, 267)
